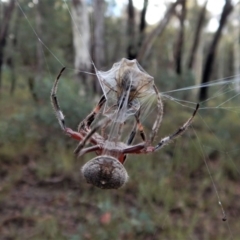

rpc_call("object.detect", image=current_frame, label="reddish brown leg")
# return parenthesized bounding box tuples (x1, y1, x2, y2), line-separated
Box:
(154, 104, 199, 151)
(51, 67, 67, 131)
(74, 118, 111, 156)
(122, 143, 146, 154)
(78, 95, 106, 131)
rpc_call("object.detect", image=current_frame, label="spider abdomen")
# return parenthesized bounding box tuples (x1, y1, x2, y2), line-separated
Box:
(81, 156, 128, 189)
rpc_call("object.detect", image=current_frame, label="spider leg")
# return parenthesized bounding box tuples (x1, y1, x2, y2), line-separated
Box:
(77, 145, 102, 157)
(154, 104, 199, 151)
(126, 110, 146, 145)
(78, 94, 106, 131)
(126, 121, 137, 145)
(51, 67, 66, 130)
(122, 143, 146, 154)
(149, 84, 163, 144)
(51, 68, 90, 143)
(135, 111, 146, 142)
(122, 111, 146, 163)
(74, 118, 111, 156)
(65, 127, 84, 141)
(121, 122, 138, 163)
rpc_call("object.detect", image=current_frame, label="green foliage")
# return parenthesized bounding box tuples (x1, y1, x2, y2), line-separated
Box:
(2, 70, 240, 239)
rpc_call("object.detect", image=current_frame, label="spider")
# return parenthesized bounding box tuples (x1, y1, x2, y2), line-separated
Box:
(51, 65, 199, 189)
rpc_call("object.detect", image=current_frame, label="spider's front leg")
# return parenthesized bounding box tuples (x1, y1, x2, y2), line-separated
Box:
(149, 84, 164, 144)
(51, 67, 67, 131)
(122, 104, 199, 156)
(154, 104, 199, 151)
(51, 68, 87, 142)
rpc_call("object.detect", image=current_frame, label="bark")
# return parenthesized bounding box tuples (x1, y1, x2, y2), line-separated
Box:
(28, 77, 38, 103)
(233, 22, 240, 91)
(0, 0, 15, 90)
(127, 0, 136, 60)
(137, 0, 182, 63)
(9, 9, 19, 95)
(233, 4, 240, 91)
(137, 0, 148, 55)
(71, 0, 91, 87)
(174, 0, 187, 75)
(127, 0, 148, 60)
(8, 57, 15, 95)
(188, 0, 208, 69)
(139, 0, 148, 33)
(199, 0, 233, 101)
(93, 0, 105, 93)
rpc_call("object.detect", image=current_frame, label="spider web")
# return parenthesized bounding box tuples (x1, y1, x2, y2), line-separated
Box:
(16, 0, 240, 238)
(96, 58, 155, 122)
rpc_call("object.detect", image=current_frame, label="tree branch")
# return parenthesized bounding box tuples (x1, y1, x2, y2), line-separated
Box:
(137, 0, 182, 63)
(188, 0, 208, 69)
(199, 0, 233, 101)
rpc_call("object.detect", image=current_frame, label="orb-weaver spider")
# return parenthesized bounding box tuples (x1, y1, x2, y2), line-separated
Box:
(51, 59, 199, 189)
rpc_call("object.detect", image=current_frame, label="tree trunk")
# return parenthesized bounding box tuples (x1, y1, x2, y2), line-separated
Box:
(234, 40, 240, 92)
(137, 0, 182, 64)
(28, 77, 38, 102)
(188, 0, 208, 69)
(137, 0, 148, 55)
(8, 57, 16, 95)
(139, 0, 148, 34)
(174, 0, 187, 75)
(71, 0, 91, 89)
(93, 0, 105, 93)
(127, 0, 148, 60)
(199, 0, 233, 101)
(127, 0, 136, 60)
(9, 9, 20, 95)
(233, 5, 240, 92)
(0, 0, 15, 90)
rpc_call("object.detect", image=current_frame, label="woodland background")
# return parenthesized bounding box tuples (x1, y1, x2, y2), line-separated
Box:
(0, 0, 240, 239)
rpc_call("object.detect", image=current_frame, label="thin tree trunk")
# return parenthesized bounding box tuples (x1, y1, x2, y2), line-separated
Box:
(28, 77, 38, 102)
(93, 0, 105, 94)
(199, 0, 233, 101)
(234, 41, 240, 92)
(8, 58, 15, 95)
(0, 0, 15, 90)
(188, 0, 208, 69)
(139, 0, 148, 34)
(174, 0, 187, 75)
(233, 5, 240, 91)
(137, 0, 182, 64)
(127, 0, 148, 60)
(8, 8, 20, 95)
(137, 0, 148, 55)
(71, 0, 91, 90)
(127, 0, 136, 60)
(9, 20, 18, 95)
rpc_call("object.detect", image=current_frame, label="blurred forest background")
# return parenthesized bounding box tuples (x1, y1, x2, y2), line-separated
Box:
(0, 0, 240, 239)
